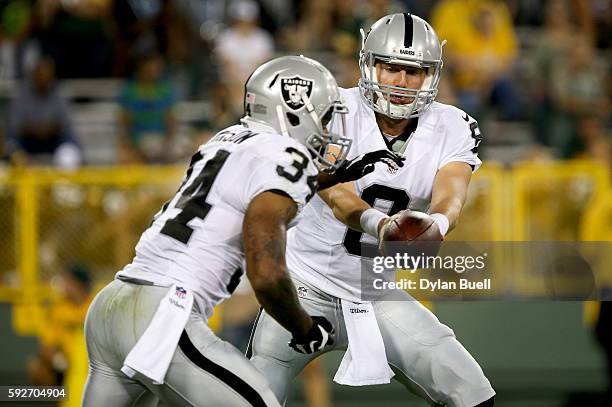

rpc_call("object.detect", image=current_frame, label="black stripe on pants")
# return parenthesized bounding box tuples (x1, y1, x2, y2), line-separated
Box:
(179, 330, 268, 407)
(245, 307, 263, 359)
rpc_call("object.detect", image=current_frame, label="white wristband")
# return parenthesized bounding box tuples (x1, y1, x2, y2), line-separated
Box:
(430, 213, 449, 237)
(360, 209, 389, 239)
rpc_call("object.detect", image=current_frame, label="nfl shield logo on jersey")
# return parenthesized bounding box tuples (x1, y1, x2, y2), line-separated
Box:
(297, 286, 308, 298)
(281, 76, 313, 110)
(175, 286, 187, 299)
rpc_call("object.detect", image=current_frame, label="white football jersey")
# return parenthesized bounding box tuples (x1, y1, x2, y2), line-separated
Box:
(286, 87, 482, 301)
(117, 124, 318, 317)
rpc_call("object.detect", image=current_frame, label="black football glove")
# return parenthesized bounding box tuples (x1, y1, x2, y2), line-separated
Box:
(288, 316, 335, 354)
(332, 150, 405, 183)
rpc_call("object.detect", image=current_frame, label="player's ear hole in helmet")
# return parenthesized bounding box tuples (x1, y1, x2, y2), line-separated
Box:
(241, 55, 352, 169)
(286, 112, 300, 126)
(358, 13, 446, 120)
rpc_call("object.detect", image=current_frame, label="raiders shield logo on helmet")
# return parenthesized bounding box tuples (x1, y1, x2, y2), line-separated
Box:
(281, 76, 313, 110)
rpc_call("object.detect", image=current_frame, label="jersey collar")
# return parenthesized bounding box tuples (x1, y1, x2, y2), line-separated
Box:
(379, 117, 419, 153)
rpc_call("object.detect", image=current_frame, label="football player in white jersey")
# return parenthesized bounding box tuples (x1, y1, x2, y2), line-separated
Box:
(82, 55, 404, 407)
(249, 14, 496, 407)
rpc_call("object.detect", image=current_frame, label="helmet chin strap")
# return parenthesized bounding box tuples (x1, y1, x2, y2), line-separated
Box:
(275, 105, 290, 137)
(300, 91, 322, 131)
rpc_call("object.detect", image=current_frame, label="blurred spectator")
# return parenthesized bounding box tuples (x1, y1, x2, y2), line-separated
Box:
(329, 0, 365, 87)
(592, 0, 611, 50)
(528, 0, 575, 148)
(215, 0, 273, 115)
(207, 83, 243, 132)
(575, 115, 611, 165)
(278, 0, 334, 52)
(401, 0, 436, 19)
(111, 0, 202, 84)
(549, 33, 609, 158)
(110, 0, 166, 77)
(333, 0, 366, 39)
(571, 0, 596, 43)
(188, 0, 226, 43)
(257, 0, 297, 36)
(363, 0, 407, 26)
(7, 56, 82, 169)
(27, 263, 93, 407)
(504, 0, 545, 26)
(157, 0, 224, 101)
(32, 0, 113, 78)
(154, 0, 219, 101)
(0, 0, 36, 79)
(551, 33, 609, 118)
(432, 0, 521, 120)
(117, 50, 178, 164)
(530, 0, 574, 84)
(506, 0, 595, 33)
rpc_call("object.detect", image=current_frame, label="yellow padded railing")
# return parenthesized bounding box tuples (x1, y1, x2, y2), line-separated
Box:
(2, 165, 184, 334)
(0, 161, 609, 334)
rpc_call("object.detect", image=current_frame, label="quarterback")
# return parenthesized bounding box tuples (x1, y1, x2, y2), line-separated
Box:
(249, 14, 495, 407)
(82, 56, 402, 406)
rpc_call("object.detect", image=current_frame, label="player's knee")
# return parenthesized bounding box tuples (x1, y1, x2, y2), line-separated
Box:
(473, 396, 494, 406)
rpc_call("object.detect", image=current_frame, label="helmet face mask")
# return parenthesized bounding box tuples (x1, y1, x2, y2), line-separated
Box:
(242, 56, 352, 169)
(358, 13, 445, 120)
(306, 103, 351, 169)
(311, 102, 351, 169)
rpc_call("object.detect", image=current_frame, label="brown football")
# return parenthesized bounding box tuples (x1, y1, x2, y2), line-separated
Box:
(380, 210, 443, 257)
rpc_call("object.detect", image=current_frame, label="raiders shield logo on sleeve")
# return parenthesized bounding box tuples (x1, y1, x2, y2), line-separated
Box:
(281, 76, 313, 110)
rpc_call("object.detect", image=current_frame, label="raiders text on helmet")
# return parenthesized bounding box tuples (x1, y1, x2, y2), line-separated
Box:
(242, 55, 351, 169)
(359, 13, 445, 119)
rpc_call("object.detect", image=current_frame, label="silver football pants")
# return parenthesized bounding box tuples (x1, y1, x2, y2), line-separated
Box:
(83, 279, 280, 407)
(248, 277, 495, 407)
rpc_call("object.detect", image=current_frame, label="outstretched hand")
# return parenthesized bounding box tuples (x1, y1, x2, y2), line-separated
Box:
(318, 150, 405, 189)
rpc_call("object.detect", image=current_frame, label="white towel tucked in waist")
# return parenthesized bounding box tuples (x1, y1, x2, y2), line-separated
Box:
(122, 283, 194, 384)
(334, 300, 394, 386)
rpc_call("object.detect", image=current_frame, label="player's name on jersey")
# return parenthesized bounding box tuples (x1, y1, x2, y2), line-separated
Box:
(373, 277, 492, 291)
(210, 129, 257, 144)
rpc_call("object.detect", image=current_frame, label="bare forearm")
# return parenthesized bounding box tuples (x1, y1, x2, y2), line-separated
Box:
(430, 162, 472, 232)
(330, 193, 369, 231)
(318, 183, 371, 232)
(252, 272, 311, 335)
(246, 236, 311, 335)
(243, 193, 312, 336)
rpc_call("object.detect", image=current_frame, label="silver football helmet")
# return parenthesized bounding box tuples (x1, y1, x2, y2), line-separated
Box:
(359, 13, 445, 119)
(241, 55, 351, 169)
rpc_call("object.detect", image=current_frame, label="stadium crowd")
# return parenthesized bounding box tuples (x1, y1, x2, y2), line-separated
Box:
(0, 0, 609, 168)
